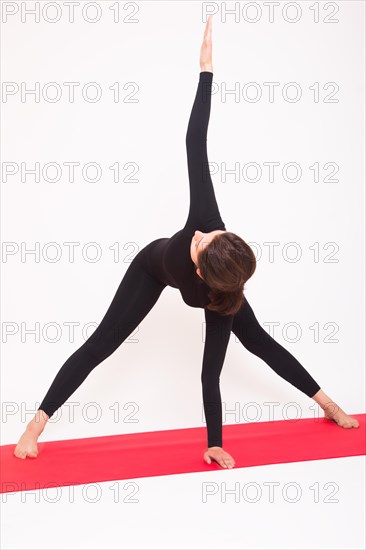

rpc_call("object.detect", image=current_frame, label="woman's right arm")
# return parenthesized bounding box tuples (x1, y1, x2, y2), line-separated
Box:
(184, 71, 225, 233)
(183, 17, 225, 233)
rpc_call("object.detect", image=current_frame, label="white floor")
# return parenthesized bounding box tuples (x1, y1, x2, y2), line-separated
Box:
(1, 455, 365, 550)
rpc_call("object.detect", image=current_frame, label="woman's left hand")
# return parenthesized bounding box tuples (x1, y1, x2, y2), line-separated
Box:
(203, 445, 236, 469)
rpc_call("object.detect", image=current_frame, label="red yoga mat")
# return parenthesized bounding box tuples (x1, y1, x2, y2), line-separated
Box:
(1, 414, 365, 494)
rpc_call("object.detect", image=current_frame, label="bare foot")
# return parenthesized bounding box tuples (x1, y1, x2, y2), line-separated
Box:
(324, 404, 360, 429)
(14, 427, 40, 459)
(14, 410, 49, 459)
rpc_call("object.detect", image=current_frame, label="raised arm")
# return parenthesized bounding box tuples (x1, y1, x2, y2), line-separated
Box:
(183, 18, 225, 233)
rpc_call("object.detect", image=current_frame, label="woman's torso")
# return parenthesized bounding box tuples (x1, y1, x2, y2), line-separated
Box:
(137, 226, 223, 309)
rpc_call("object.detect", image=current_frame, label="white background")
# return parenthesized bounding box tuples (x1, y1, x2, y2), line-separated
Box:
(1, 1, 365, 549)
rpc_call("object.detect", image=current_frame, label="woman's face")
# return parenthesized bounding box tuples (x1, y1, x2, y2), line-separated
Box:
(190, 229, 226, 274)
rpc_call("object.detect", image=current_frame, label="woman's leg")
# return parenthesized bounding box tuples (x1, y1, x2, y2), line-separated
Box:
(231, 297, 321, 398)
(231, 298, 359, 428)
(14, 257, 167, 458)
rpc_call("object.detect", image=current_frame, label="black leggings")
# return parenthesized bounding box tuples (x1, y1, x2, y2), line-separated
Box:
(38, 245, 320, 419)
(38, 244, 166, 417)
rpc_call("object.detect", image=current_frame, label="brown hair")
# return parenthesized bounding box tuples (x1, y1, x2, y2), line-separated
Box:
(197, 231, 257, 316)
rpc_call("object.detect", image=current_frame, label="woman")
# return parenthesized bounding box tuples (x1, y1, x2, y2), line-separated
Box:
(14, 17, 359, 468)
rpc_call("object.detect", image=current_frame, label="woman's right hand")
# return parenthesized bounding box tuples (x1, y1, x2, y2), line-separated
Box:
(200, 15, 213, 73)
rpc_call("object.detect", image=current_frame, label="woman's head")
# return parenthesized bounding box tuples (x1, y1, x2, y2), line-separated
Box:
(190, 229, 257, 316)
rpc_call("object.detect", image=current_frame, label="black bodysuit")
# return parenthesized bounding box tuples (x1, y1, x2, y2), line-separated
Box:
(38, 72, 321, 448)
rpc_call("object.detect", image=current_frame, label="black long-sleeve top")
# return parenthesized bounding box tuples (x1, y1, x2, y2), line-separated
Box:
(146, 72, 234, 448)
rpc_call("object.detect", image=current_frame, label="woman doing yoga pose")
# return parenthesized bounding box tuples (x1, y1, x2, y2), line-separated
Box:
(15, 17, 359, 468)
